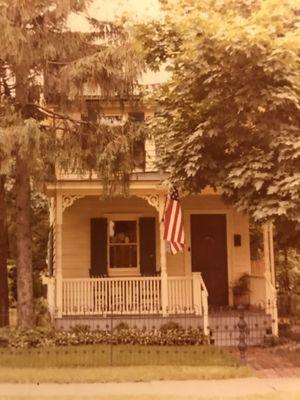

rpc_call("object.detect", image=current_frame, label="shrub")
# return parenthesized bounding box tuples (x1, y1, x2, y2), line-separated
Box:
(113, 322, 130, 331)
(0, 324, 207, 348)
(160, 321, 181, 332)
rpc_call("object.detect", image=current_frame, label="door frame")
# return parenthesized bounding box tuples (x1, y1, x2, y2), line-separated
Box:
(184, 209, 234, 306)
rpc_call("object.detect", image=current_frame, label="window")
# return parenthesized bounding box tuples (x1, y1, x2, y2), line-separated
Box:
(108, 220, 138, 270)
(128, 111, 145, 170)
(100, 115, 124, 126)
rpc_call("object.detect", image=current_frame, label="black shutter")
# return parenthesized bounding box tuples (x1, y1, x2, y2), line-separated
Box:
(139, 217, 156, 276)
(90, 218, 107, 277)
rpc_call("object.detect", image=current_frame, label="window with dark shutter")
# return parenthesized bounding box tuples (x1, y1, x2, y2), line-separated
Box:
(90, 218, 108, 277)
(139, 217, 157, 276)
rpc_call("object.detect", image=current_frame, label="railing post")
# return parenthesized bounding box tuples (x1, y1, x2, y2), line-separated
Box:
(202, 302, 209, 337)
(198, 273, 209, 337)
(192, 272, 202, 315)
(161, 272, 168, 316)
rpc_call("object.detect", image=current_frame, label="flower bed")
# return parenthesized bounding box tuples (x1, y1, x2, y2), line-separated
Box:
(0, 322, 207, 349)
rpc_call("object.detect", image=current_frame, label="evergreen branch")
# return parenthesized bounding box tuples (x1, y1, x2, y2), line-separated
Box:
(29, 103, 91, 127)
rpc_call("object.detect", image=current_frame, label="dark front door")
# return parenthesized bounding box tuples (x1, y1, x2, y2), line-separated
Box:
(191, 214, 228, 306)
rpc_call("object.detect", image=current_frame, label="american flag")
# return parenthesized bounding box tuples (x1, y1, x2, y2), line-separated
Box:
(163, 187, 185, 254)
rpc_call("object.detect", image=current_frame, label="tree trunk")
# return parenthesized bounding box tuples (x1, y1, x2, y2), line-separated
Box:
(15, 156, 34, 328)
(0, 175, 9, 327)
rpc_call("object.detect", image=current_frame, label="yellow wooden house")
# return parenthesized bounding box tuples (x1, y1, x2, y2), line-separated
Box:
(43, 79, 278, 342)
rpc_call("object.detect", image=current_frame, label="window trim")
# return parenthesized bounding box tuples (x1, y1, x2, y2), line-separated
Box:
(106, 214, 140, 276)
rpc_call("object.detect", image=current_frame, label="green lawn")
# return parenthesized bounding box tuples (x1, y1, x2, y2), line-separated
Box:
(0, 345, 237, 368)
(0, 365, 252, 383)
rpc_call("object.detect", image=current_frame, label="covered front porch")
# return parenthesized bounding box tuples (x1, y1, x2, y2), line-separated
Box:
(44, 182, 278, 337)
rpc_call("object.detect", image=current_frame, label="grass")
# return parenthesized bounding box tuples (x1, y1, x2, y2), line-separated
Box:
(0, 344, 252, 384)
(0, 365, 252, 383)
(0, 345, 237, 368)
(1, 393, 300, 400)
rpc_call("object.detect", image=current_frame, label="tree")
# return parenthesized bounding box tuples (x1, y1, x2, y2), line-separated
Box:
(0, 0, 141, 327)
(136, 0, 300, 226)
(274, 217, 300, 314)
(0, 175, 8, 326)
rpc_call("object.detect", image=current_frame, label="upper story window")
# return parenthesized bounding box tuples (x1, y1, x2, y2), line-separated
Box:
(128, 112, 146, 171)
(99, 115, 124, 126)
(83, 102, 146, 171)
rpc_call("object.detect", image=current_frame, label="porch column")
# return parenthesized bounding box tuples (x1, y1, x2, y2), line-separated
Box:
(159, 194, 168, 316)
(263, 222, 278, 335)
(263, 222, 275, 283)
(55, 194, 63, 318)
(269, 223, 276, 286)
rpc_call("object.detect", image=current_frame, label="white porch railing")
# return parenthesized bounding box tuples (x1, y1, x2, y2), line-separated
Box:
(61, 274, 209, 320)
(62, 276, 162, 315)
(168, 277, 194, 313)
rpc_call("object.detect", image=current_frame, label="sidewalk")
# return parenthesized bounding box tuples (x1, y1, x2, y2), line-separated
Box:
(0, 378, 300, 398)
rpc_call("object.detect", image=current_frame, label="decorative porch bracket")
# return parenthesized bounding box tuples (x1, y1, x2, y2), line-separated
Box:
(62, 195, 85, 213)
(140, 194, 160, 212)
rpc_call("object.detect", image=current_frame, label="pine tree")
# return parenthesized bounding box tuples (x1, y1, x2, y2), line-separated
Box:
(0, 0, 141, 327)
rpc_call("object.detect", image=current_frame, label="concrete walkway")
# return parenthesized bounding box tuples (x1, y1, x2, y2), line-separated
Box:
(0, 378, 299, 398)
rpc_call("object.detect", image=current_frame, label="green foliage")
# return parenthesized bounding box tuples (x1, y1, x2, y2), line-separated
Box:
(138, 0, 300, 224)
(274, 218, 300, 298)
(0, 0, 142, 325)
(232, 274, 251, 295)
(0, 324, 206, 348)
(0, 0, 143, 191)
(277, 249, 300, 294)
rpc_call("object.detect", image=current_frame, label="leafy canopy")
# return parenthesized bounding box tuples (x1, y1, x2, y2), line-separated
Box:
(137, 0, 300, 224)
